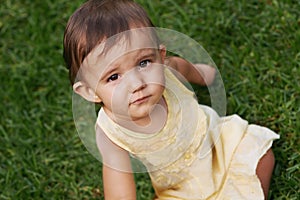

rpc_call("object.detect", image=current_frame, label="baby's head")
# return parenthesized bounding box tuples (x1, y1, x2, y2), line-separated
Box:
(63, 0, 158, 85)
(64, 0, 166, 123)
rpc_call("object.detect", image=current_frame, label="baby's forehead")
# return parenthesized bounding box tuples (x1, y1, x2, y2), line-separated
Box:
(86, 33, 158, 63)
(79, 28, 160, 78)
(93, 46, 157, 68)
(100, 31, 158, 55)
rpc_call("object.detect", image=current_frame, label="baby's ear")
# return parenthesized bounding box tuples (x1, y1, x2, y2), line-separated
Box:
(73, 81, 101, 103)
(159, 44, 166, 63)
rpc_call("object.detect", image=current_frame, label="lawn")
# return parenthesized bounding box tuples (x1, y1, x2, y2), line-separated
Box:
(0, 0, 299, 199)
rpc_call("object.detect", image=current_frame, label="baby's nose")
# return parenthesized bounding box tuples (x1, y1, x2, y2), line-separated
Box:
(126, 69, 146, 93)
(132, 82, 146, 93)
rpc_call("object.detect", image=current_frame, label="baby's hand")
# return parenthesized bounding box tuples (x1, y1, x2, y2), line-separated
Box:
(193, 64, 216, 86)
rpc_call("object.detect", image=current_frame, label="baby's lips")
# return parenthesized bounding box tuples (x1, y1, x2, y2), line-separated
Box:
(130, 95, 151, 105)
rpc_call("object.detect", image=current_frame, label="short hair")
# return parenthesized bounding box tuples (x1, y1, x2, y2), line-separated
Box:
(63, 0, 156, 84)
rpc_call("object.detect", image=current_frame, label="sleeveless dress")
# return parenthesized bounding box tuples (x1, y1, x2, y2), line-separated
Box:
(96, 68, 279, 200)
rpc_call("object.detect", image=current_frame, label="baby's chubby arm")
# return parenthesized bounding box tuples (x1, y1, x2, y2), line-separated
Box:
(96, 126, 136, 200)
(165, 56, 216, 86)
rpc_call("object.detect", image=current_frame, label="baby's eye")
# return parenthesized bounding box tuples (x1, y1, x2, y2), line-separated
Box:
(139, 59, 151, 69)
(107, 74, 120, 82)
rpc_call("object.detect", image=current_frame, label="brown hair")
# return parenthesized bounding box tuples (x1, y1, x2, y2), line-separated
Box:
(63, 0, 156, 84)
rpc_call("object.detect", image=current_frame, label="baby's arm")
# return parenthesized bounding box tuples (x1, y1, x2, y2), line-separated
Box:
(165, 56, 216, 86)
(96, 126, 136, 200)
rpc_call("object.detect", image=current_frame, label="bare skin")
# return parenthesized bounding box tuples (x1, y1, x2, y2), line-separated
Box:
(165, 56, 216, 86)
(256, 149, 275, 199)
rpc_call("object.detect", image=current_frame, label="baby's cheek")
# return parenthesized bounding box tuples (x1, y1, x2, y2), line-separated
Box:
(111, 89, 131, 111)
(147, 66, 165, 86)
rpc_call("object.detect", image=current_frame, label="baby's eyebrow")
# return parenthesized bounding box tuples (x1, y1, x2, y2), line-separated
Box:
(99, 48, 157, 81)
(100, 64, 119, 81)
(135, 48, 156, 60)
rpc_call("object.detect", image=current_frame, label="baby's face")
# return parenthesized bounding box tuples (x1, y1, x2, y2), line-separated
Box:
(81, 29, 166, 125)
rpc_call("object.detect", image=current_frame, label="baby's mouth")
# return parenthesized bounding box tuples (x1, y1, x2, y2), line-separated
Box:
(130, 95, 151, 105)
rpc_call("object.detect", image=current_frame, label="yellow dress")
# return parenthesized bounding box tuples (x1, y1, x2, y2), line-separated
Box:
(96, 68, 279, 200)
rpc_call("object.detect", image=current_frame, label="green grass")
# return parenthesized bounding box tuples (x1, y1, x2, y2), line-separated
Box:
(0, 0, 299, 199)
